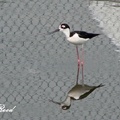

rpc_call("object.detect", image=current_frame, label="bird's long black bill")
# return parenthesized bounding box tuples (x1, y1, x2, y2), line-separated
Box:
(49, 99, 61, 105)
(48, 29, 59, 34)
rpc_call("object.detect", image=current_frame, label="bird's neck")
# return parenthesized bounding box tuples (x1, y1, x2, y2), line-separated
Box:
(63, 28, 70, 38)
(64, 96, 71, 106)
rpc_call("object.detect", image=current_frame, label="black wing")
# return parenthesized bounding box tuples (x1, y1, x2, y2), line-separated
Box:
(70, 31, 100, 39)
(79, 84, 104, 99)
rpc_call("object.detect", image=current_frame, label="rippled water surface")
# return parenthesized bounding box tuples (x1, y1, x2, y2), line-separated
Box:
(0, 0, 120, 120)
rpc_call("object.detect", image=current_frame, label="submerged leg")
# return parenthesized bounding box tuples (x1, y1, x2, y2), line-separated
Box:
(76, 46, 80, 84)
(81, 44, 84, 86)
(76, 63, 80, 84)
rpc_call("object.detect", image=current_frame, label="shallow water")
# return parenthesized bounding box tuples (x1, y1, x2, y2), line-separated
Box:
(89, 0, 120, 53)
(0, 0, 120, 119)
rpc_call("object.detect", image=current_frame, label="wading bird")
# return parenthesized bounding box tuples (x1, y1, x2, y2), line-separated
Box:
(49, 23, 100, 85)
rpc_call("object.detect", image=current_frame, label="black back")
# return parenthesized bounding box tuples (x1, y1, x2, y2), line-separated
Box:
(70, 31, 100, 39)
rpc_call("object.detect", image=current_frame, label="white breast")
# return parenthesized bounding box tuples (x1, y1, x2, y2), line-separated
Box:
(67, 33, 89, 45)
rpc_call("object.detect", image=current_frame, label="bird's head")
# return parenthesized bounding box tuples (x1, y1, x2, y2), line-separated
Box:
(48, 23, 70, 36)
(61, 103, 71, 110)
(59, 23, 70, 32)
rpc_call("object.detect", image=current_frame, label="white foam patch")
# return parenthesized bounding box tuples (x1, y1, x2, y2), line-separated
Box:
(89, 1, 120, 49)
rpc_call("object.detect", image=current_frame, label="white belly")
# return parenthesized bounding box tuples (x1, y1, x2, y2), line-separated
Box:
(67, 34, 89, 45)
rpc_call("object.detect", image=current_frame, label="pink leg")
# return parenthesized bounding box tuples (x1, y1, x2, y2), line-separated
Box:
(81, 45, 84, 86)
(76, 63, 80, 84)
(76, 46, 80, 84)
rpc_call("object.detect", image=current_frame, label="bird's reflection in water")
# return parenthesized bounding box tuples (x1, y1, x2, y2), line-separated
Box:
(49, 80, 104, 110)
